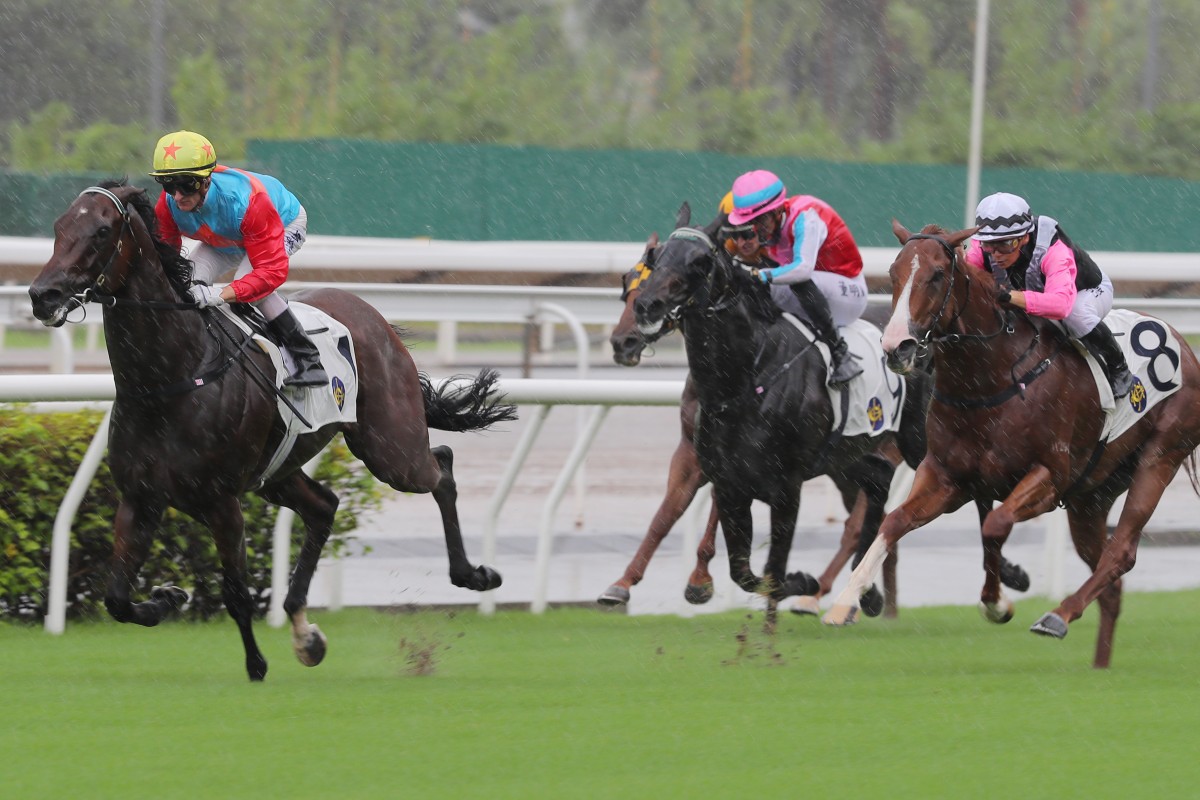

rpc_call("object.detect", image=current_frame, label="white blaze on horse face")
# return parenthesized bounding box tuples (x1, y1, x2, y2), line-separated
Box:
(881, 254, 918, 352)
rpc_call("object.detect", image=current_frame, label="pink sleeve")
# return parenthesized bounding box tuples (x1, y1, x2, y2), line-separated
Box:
(964, 240, 986, 269)
(1022, 240, 1076, 320)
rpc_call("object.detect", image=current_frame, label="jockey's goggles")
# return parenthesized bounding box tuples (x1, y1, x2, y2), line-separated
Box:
(979, 236, 1024, 255)
(155, 175, 206, 196)
(726, 227, 758, 241)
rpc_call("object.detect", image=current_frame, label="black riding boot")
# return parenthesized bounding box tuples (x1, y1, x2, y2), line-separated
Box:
(790, 280, 862, 387)
(267, 308, 329, 388)
(1079, 321, 1134, 399)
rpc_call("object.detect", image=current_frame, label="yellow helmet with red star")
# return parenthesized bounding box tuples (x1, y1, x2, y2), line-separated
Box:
(150, 130, 217, 177)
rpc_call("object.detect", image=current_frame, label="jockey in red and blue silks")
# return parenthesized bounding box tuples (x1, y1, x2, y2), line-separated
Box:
(728, 169, 866, 387)
(150, 129, 327, 388)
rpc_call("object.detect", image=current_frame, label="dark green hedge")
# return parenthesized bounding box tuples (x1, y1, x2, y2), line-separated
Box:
(0, 406, 384, 622)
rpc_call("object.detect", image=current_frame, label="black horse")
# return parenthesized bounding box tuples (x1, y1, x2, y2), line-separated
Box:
(28, 181, 516, 680)
(631, 205, 905, 621)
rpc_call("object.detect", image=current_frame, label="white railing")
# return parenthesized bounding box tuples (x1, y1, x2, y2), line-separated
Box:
(4, 234, 1198, 280)
(12, 375, 690, 632)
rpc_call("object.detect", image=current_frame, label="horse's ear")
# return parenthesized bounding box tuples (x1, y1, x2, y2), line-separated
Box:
(646, 232, 659, 249)
(948, 226, 980, 248)
(675, 202, 691, 229)
(891, 218, 911, 244)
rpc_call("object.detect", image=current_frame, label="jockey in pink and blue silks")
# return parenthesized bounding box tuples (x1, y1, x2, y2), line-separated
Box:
(728, 169, 867, 387)
(150, 129, 327, 388)
(968, 192, 1133, 398)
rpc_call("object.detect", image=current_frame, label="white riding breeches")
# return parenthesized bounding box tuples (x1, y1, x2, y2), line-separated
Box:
(1063, 275, 1114, 338)
(189, 205, 308, 321)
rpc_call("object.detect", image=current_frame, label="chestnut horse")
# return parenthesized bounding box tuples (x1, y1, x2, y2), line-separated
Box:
(825, 222, 1200, 668)
(29, 182, 516, 681)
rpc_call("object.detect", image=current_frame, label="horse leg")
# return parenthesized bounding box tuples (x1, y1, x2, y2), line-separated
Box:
(598, 436, 706, 606)
(795, 491, 866, 616)
(257, 472, 340, 668)
(193, 496, 268, 682)
(824, 463, 964, 626)
(848, 457, 895, 618)
(974, 499, 1032, 592)
(1062, 499, 1122, 669)
(715, 488, 760, 594)
(978, 465, 1059, 625)
(104, 499, 188, 626)
(685, 499, 720, 605)
(1032, 454, 1184, 658)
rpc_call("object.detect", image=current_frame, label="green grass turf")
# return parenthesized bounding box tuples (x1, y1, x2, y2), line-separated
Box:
(5, 591, 1200, 798)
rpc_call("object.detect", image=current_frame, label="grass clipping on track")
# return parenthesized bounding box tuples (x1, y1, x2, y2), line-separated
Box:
(5, 591, 1200, 798)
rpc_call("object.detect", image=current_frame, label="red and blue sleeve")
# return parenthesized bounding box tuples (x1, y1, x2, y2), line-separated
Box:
(229, 193, 289, 302)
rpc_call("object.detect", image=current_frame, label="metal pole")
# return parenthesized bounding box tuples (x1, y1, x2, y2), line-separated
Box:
(965, 0, 991, 227)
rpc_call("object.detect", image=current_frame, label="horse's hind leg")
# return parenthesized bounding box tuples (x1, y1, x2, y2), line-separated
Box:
(105, 499, 188, 626)
(193, 496, 268, 681)
(257, 472, 339, 668)
(426, 445, 501, 590)
(685, 499, 720, 605)
(1063, 499, 1121, 669)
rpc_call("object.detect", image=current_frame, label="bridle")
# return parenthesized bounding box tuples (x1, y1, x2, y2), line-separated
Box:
(904, 232, 1014, 348)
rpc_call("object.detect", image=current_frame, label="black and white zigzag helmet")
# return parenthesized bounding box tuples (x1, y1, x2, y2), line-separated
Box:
(974, 192, 1033, 241)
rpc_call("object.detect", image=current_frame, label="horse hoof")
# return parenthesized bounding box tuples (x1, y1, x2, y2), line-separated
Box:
(247, 655, 268, 682)
(790, 595, 821, 616)
(455, 565, 503, 592)
(823, 604, 859, 626)
(978, 598, 1014, 624)
(294, 624, 327, 667)
(150, 585, 189, 611)
(860, 585, 885, 618)
(597, 585, 630, 606)
(784, 571, 820, 597)
(1000, 561, 1031, 592)
(1030, 612, 1069, 639)
(684, 583, 714, 605)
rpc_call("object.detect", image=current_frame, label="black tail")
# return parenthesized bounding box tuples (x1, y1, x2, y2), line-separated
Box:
(420, 368, 518, 432)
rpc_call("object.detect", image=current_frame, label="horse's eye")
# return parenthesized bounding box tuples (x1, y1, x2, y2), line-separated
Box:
(95, 225, 112, 240)
(926, 269, 944, 285)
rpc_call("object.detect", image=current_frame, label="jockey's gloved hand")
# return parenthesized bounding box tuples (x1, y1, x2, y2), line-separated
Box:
(189, 284, 226, 308)
(996, 288, 1012, 305)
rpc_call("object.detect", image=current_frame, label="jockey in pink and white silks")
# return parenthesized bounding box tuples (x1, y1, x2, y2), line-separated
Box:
(969, 192, 1133, 398)
(728, 169, 867, 387)
(150, 129, 328, 388)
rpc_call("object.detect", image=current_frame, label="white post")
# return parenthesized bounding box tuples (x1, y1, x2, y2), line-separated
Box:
(531, 406, 610, 613)
(436, 320, 458, 365)
(45, 405, 112, 634)
(1042, 507, 1070, 601)
(268, 451, 326, 628)
(965, 0, 991, 227)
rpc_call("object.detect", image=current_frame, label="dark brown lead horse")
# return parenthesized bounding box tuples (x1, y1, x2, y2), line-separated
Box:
(825, 222, 1200, 668)
(29, 182, 516, 681)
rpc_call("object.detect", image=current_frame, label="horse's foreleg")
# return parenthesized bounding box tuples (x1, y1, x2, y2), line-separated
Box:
(684, 499, 720, 605)
(199, 496, 268, 682)
(823, 463, 962, 626)
(258, 473, 339, 668)
(979, 465, 1057, 624)
(765, 490, 805, 601)
(599, 437, 705, 606)
(715, 491, 758, 593)
(104, 500, 183, 626)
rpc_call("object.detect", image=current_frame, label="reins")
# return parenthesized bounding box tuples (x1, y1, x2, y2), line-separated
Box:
(905, 232, 1062, 408)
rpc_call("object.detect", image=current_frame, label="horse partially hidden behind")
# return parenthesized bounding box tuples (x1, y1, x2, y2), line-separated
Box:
(28, 182, 516, 681)
(605, 219, 1029, 616)
(825, 222, 1200, 668)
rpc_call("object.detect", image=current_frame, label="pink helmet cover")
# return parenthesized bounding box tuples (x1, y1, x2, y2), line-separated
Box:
(728, 170, 787, 225)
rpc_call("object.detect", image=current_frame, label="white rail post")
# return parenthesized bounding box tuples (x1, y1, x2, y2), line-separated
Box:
(45, 405, 112, 634)
(531, 405, 611, 613)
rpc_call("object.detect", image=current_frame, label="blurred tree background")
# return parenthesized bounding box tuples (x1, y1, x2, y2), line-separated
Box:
(2, 0, 1196, 178)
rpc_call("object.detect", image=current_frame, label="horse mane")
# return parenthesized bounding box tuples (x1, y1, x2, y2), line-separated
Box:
(97, 178, 194, 301)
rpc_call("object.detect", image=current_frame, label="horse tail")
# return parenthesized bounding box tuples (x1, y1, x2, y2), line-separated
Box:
(1185, 450, 1200, 498)
(420, 368, 518, 432)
